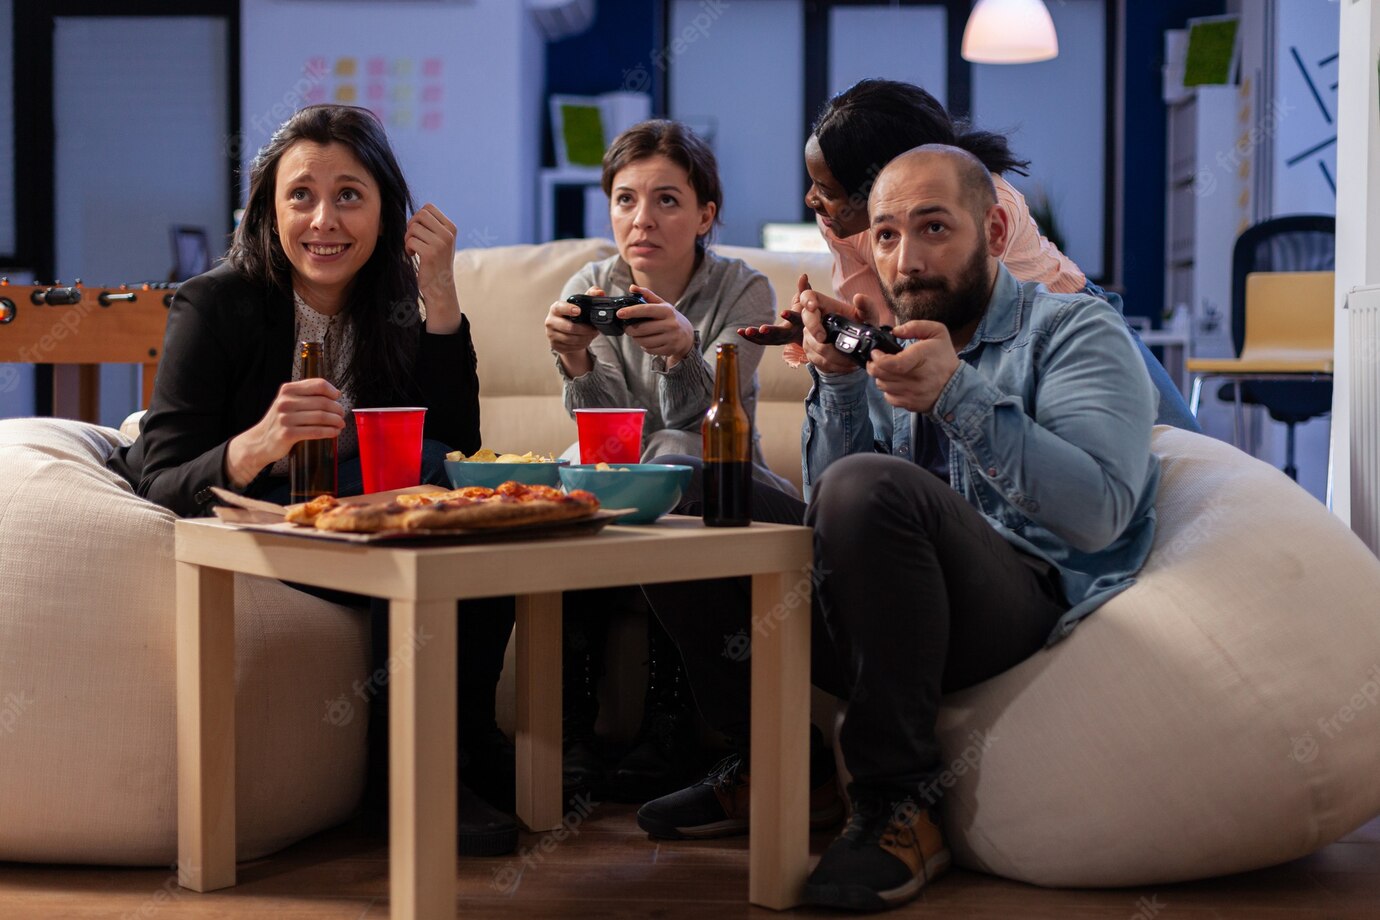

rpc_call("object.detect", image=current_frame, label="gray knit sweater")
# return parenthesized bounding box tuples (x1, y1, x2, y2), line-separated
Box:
(556, 249, 794, 491)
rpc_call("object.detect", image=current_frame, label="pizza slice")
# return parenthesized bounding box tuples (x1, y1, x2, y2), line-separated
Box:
(314, 501, 411, 533)
(286, 480, 600, 534)
(400, 490, 600, 531)
(394, 486, 496, 508)
(285, 494, 339, 526)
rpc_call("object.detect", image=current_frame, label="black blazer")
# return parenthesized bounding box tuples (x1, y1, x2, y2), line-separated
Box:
(109, 262, 482, 517)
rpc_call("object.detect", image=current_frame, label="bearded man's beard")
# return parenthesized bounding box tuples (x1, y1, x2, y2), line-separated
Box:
(884, 239, 992, 331)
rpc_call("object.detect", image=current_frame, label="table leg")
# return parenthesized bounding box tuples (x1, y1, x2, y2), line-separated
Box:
(389, 599, 457, 920)
(175, 562, 237, 892)
(515, 591, 563, 832)
(749, 570, 811, 910)
(1232, 379, 1244, 448)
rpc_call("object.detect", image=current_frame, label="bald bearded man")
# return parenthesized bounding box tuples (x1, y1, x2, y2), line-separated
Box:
(637, 145, 1160, 911)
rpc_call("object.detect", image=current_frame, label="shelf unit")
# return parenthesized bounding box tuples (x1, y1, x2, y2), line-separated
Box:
(1164, 84, 1252, 440)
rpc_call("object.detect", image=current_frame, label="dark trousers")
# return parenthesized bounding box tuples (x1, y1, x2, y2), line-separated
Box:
(265, 441, 515, 797)
(642, 453, 1067, 801)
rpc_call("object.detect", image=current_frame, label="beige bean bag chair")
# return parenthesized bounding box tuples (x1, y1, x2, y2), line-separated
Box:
(936, 426, 1380, 885)
(0, 418, 369, 865)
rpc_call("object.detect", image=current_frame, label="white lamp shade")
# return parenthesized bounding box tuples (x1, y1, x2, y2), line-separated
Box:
(962, 0, 1059, 64)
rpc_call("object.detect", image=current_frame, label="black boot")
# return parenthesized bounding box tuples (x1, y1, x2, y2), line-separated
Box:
(608, 613, 704, 803)
(563, 604, 608, 796)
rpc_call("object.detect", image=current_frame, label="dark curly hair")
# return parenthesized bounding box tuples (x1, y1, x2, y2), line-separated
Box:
(812, 79, 1030, 201)
(226, 104, 419, 407)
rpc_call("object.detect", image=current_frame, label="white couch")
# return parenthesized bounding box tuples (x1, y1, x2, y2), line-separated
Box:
(3, 240, 1380, 889)
(0, 419, 369, 865)
(935, 426, 1380, 885)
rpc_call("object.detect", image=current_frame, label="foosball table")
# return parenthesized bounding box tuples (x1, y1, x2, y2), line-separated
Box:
(0, 279, 175, 422)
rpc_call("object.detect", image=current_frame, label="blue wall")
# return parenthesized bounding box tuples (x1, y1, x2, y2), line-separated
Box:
(542, 0, 660, 238)
(1120, 0, 1224, 322)
(545, 0, 661, 133)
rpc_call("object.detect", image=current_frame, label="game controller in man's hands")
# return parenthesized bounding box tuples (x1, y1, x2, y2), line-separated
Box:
(566, 293, 648, 336)
(823, 313, 905, 366)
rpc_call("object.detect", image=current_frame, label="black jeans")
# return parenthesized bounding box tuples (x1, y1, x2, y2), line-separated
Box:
(642, 453, 1067, 801)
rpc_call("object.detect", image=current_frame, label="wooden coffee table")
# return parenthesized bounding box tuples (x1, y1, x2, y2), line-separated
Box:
(174, 515, 813, 918)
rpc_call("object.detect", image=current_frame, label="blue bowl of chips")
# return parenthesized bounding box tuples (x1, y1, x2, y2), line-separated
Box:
(444, 450, 568, 490)
(558, 463, 695, 524)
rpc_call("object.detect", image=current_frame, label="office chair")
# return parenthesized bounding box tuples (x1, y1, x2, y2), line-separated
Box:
(1225, 215, 1334, 480)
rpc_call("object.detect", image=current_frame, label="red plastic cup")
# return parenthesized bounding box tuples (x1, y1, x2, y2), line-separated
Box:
(575, 408, 647, 464)
(354, 407, 427, 494)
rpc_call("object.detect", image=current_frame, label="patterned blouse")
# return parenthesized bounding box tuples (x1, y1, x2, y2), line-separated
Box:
(269, 290, 358, 474)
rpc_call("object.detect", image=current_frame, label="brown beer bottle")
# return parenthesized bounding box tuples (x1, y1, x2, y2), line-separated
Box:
(289, 341, 338, 503)
(702, 343, 752, 526)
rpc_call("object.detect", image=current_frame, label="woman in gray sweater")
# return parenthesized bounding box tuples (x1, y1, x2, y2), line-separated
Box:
(542, 120, 789, 803)
(545, 122, 792, 490)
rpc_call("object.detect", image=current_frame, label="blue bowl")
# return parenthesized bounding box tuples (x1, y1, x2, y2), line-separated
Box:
(558, 463, 695, 524)
(444, 458, 569, 490)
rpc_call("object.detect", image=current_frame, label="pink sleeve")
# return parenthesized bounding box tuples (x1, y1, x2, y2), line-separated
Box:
(993, 176, 1087, 294)
(817, 214, 888, 311)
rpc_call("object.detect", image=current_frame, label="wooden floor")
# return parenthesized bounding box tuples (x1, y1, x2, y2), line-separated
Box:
(2, 804, 1378, 918)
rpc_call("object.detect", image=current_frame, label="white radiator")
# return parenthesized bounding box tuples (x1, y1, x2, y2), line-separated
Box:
(1350, 286, 1380, 554)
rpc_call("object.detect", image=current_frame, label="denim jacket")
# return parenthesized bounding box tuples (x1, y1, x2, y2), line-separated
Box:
(802, 265, 1160, 645)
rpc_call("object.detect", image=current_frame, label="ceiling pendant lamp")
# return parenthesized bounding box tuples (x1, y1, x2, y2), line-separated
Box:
(961, 0, 1059, 64)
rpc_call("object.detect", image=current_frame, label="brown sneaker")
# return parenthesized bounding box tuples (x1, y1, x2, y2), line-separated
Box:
(635, 752, 845, 839)
(802, 791, 951, 911)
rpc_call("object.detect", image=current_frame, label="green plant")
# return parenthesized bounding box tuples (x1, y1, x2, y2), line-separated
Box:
(1026, 184, 1068, 257)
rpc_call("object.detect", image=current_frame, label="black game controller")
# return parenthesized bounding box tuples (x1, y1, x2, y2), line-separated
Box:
(566, 293, 648, 336)
(823, 313, 905, 366)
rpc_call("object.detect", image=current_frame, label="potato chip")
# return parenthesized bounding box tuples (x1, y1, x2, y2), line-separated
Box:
(447, 448, 554, 463)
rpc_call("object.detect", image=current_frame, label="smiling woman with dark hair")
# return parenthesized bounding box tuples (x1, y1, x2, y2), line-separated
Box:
(112, 103, 479, 513)
(109, 104, 520, 857)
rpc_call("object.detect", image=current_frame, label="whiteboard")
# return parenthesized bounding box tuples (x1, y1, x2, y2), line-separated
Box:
(240, 0, 543, 245)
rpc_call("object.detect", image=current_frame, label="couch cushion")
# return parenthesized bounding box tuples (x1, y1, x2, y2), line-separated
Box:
(935, 426, 1380, 886)
(0, 418, 369, 866)
(455, 238, 615, 453)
